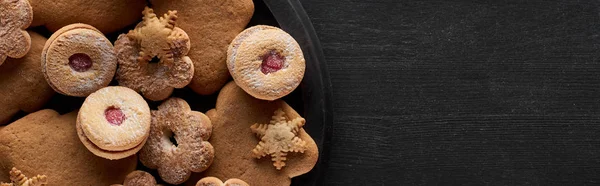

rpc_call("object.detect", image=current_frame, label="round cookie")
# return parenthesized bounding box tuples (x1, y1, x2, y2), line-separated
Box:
(150, 0, 255, 95)
(0, 0, 33, 66)
(28, 0, 146, 34)
(0, 31, 54, 125)
(42, 23, 117, 97)
(139, 98, 214, 185)
(115, 7, 194, 101)
(111, 170, 162, 186)
(0, 110, 138, 185)
(184, 82, 318, 186)
(228, 25, 306, 101)
(77, 86, 151, 160)
(196, 177, 249, 186)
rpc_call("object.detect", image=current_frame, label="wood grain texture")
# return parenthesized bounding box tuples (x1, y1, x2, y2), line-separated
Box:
(301, 0, 600, 185)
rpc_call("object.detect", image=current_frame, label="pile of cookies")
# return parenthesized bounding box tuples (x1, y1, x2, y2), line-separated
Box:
(0, 0, 319, 185)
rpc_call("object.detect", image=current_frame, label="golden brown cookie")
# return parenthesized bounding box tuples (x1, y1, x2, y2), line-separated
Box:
(28, 0, 146, 33)
(196, 177, 249, 186)
(110, 170, 162, 186)
(0, 31, 54, 125)
(228, 25, 305, 100)
(42, 23, 117, 97)
(77, 86, 151, 160)
(0, 0, 33, 66)
(184, 82, 318, 186)
(150, 0, 254, 95)
(115, 7, 194, 101)
(0, 110, 137, 185)
(140, 98, 214, 185)
(0, 167, 47, 186)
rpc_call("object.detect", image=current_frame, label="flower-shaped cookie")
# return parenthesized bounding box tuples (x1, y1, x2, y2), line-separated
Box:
(115, 7, 194, 101)
(251, 109, 308, 170)
(110, 171, 162, 186)
(0, 0, 33, 65)
(0, 168, 47, 186)
(139, 98, 214, 185)
(195, 177, 249, 186)
(185, 82, 318, 186)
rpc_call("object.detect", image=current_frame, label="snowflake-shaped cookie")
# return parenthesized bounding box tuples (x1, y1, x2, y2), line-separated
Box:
(250, 108, 308, 170)
(0, 167, 47, 186)
(0, 0, 33, 65)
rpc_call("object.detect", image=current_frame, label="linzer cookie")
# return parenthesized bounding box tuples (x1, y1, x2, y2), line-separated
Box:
(41, 23, 117, 97)
(0, 168, 47, 186)
(140, 98, 214, 185)
(28, 0, 146, 33)
(195, 177, 249, 186)
(110, 171, 162, 186)
(185, 82, 318, 186)
(0, 0, 33, 65)
(77, 86, 151, 160)
(227, 25, 306, 101)
(0, 31, 54, 125)
(115, 7, 194, 101)
(150, 0, 254, 95)
(0, 110, 137, 185)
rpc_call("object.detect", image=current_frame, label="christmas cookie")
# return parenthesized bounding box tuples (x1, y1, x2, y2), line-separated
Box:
(28, 0, 146, 33)
(0, 110, 137, 185)
(140, 98, 214, 185)
(115, 7, 194, 101)
(0, 31, 54, 125)
(0, 0, 33, 65)
(185, 82, 318, 186)
(42, 23, 117, 97)
(195, 177, 249, 186)
(227, 25, 305, 101)
(111, 170, 162, 186)
(150, 0, 254, 95)
(0, 168, 47, 186)
(77, 86, 151, 160)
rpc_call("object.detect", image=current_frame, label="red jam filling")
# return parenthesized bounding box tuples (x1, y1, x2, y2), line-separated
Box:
(105, 107, 125, 126)
(68, 53, 93, 72)
(261, 51, 284, 74)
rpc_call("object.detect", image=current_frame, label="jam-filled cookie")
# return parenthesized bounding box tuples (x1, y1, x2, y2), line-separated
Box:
(139, 98, 214, 185)
(0, 0, 33, 65)
(77, 86, 151, 160)
(42, 23, 117, 97)
(227, 25, 305, 101)
(195, 177, 249, 186)
(115, 7, 194, 101)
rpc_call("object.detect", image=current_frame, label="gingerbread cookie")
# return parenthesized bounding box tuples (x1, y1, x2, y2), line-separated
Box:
(0, 0, 33, 66)
(228, 25, 305, 101)
(77, 86, 151, 160)
(115, 7, 194, 101)
(0, 110, 137, 185)
(42, 23, 117, 97)
(140, 98, 214, 185)
(196, 177, 249, 186)
(0, 168, 47, 186)
(28, 0, 146, 33)
(150, 0, 254, 95)
(111, 170, 162, 186)
(0, 31, 54, 125)
(184, 82, 318, 186)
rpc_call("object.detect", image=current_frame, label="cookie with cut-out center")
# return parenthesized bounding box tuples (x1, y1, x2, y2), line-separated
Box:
(0, 0, 33, 66)
(195, 177, 248, 186)
(0, 110, 137, 185)
(184, 82, 318, 186)
(150, 0, 254, 95)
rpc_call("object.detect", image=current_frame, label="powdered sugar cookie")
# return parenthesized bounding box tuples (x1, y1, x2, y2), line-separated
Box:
(41, 23, 117, 97)
(139, 98, 214, 185)
(0, 0, 33, 66)
(227, 25, 305, 101)
(77, 86, 151, 160)
(150, 0, 254, 95)
(115, 7, 194, 101)
(195, 177, 249, 186)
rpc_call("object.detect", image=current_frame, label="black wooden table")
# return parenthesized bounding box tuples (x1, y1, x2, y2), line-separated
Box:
(302, 1, 600, 185)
